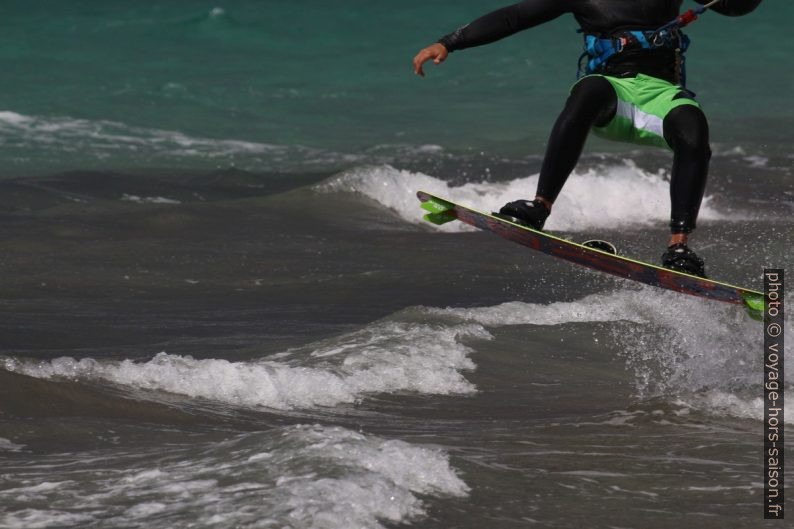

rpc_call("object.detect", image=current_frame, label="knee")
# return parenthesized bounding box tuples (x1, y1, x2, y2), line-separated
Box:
(664, 105, 711, 158)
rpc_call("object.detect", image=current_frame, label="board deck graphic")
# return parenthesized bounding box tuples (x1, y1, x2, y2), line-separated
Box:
(417, 190, 765, 319)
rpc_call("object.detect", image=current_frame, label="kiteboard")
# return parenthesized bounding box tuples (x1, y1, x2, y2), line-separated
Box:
(417, 190, 765, 320)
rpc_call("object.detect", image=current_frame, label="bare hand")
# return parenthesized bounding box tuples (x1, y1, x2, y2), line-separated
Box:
(413, 43, 449, 77)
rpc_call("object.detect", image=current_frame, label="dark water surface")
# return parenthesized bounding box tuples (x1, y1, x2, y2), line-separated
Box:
(2, 155, 792, 528)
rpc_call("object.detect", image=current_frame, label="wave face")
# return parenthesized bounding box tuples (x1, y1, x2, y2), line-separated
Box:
(423, 288, 793, 424)
(5, 287, 788, 425)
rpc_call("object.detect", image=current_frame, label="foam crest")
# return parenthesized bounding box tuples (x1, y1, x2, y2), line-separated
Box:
(423, 293, 647, 326)
(284, 425, 469, 499)
(0, 425, 468, 529)
(2, 321, 486, 410)
(0, 437, 25, 452)
(318, 163, 728, 232)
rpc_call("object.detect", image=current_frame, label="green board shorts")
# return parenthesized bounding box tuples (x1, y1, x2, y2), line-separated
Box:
(574, 73, 700, 150)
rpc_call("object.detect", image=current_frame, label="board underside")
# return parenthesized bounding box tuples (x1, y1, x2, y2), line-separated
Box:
(417, 190, 765, 319)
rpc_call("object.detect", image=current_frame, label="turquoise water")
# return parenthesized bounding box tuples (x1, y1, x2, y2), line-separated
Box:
(1, 0, 791, 174)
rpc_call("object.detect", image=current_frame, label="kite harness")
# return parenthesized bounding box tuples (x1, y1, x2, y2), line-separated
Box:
(577, 0, 722, 85)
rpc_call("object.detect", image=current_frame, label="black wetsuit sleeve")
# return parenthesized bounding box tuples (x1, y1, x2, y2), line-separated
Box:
(438, 0, 577, 52)
(696, 0, 762, 16)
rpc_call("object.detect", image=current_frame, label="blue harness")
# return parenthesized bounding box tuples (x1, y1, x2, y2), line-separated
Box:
(577, 28, 691, 84)
(577, 4, 712, 86)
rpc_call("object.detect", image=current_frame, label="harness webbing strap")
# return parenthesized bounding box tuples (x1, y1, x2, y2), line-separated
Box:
(578, 29, 689, 82)
(577, 1, 719, 84)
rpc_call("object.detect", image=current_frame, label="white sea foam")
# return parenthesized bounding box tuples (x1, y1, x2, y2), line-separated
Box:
(0, 437, 25, 452)
(2, 321, 486, 410)
(0, 112, 454, 172)
(422, 293, 647, 326)
(0, 111, 31, 125)
(0, 510, 94, 529)
(0, 110, 276, 155)
(673, 391, 785, 423)
(743, 155, 769, 168)
(318, 163, 729, 232)
(0, 425, 468, 529)
(121, 194, 181, 204)
(422, 287, 792, 424)
(0, 110, 356, 170)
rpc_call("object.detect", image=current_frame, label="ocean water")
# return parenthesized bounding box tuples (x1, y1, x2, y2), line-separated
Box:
(1, 1, 792, 528)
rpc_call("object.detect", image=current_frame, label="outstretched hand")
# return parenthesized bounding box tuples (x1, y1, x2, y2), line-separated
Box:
(413, 43, 449, 77)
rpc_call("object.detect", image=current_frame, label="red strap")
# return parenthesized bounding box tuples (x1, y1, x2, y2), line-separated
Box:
(677, 10, 699, 27)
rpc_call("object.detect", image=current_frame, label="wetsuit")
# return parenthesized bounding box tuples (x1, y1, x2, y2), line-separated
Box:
(438, 0, 762, 234)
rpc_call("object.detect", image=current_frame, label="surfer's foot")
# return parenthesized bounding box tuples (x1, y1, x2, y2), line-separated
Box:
(661, 243, 706, 278)
(498, 199, 550, 230)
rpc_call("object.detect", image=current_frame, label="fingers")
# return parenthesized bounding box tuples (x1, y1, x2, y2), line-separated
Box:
(413, 50, 430, 77)
(412, 44, 448, 77)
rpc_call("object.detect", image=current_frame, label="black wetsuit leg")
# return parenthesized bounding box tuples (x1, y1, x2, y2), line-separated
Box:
(663, 105, 711, 233)
(535, 76, 617, 203)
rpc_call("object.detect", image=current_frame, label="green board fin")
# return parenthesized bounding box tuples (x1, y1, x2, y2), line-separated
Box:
(423, 211, 456, 225)
(420, 197, 454, 214)
(742, 292, 765, 322)
(421, 197, 456, 225)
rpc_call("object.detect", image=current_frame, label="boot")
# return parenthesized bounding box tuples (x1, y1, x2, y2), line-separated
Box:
(661, 243, 706, 278)
(497, 199, 550, 231)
